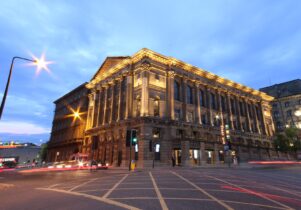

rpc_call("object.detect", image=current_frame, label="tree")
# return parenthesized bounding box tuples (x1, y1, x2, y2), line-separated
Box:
(274, 127, 301, 153)
(39, 142, 48, 162)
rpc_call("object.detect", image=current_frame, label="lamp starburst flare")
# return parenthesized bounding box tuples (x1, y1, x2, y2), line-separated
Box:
(28, 52, 53, 76)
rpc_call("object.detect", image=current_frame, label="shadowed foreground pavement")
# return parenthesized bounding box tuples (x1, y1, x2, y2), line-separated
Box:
(1, 166, 301, 210)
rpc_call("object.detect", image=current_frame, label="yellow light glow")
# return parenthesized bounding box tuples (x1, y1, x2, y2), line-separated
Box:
(295, 110, 301, 117)
(73, 111, 80, 118)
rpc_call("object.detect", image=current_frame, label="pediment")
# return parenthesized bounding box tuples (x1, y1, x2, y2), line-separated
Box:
(91, 56, 129, 80)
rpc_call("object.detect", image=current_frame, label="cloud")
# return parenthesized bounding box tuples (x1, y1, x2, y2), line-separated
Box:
(0, 120, 50, 134)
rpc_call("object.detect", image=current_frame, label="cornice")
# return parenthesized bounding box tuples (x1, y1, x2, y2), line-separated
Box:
(86, 48, 274, 102)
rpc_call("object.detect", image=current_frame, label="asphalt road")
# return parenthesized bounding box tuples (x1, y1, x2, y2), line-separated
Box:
(1, 166, 301, 210)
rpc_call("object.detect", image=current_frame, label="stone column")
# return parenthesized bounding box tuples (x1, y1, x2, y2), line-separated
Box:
(86, 93, 95, 129)
(117, 79, 122, 121)
(167, 70, 175, 120)
(181, 140, 190, 166)
(125, 73, 133, 119)
(206, 87, 212, 125)
(96, 88, 102, 127)
(259, 101, 268, 135)
(137, 126, 152, 168)
(217, 90, 225, 144)
(200, 142, 206, 165)
(109, 82, 115, 123)
(120, 130, 128, 167)
(226, 92, 234, 129)
(214, 143, 220, 164)
(195, 83, 201, 124)
(182, 78, 187, 121)
(235, 96, 243, 130)
(244, 99, 252, 132)
(253, 104, 261, 134)
(141, 69, 149, 116)
(102, 85, 108, 125)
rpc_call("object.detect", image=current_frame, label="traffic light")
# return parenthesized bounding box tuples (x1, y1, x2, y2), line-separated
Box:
(126, 129, 138, 147)
(132, 129, 137, 146)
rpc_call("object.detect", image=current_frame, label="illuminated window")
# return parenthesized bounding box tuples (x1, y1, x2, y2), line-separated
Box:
(155, 144, 160, 152)
(154, 99, 160, 117)
(153, 128, 160, 138)
(136, 97, 141, 116)
(187, 112, 193, 122)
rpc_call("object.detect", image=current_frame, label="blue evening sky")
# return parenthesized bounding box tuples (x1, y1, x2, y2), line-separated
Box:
(0, 0, 300, 144)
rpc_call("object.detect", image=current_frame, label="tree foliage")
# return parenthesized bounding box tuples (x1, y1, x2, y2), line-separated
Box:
(39, 142, 48, 162)
(274, 127, 301, 152)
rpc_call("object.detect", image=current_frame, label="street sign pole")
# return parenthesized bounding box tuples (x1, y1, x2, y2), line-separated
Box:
(129, 129, 133, 171)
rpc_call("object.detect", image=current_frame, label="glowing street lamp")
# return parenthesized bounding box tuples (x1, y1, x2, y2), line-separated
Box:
(0, 54, 52, 120)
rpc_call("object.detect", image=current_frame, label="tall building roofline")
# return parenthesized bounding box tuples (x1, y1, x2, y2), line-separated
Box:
(87, 48, 274, 101)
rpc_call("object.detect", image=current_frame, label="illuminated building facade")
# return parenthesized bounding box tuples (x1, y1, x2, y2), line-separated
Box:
(47, 83, 88, 162)
(260, 79, 301, 131)
(82, 48, 276, 167)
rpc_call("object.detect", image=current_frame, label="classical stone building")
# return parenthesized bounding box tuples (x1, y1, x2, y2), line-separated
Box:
(260, 79, 301, 131)
(47, 83, 88, 162)
(81, 48, 276, 167)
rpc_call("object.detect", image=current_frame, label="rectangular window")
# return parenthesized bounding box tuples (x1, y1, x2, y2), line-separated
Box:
(287, 110, 292, 117)
(187, 86, 193, 104)
(176, 129, 183, 138)
(211, 93, 216, 110)
(221, 96, 226, 112)
(200, 90, 205, 107)
(174, 109, 181, 120)
(273, 111, 279, 118)
(231, 99, 236, 115)
(239, 101, 244, 116)
(285, 102, 290, 107)
(187, 112, 193, 122)
(152, 128, 160, 138)
(201, 114, 206, 124)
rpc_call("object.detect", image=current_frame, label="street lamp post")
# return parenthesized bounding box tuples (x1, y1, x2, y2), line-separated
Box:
(0, 56, 37, 119)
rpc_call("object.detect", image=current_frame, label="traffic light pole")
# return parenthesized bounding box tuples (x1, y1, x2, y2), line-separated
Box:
(128, 129, 133, 171)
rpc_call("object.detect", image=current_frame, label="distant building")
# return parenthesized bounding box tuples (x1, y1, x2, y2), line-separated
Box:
(47, 83, 89, 162)
(0, 143, 41, 164)
(260, 79, 301, 131)
(48, 48, 277, 167)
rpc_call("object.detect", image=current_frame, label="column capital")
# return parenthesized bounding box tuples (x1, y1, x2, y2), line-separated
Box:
(167, 70, 175, 78)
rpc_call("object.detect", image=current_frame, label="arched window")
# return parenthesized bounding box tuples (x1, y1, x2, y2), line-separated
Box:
(154, 97, 160, 117)
(187, 85, 193, 104)
(174, 81, 180, 101)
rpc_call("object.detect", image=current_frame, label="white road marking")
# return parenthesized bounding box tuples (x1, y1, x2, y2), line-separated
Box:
(68, 178, 98, 191)
(103, 174, 129, 198)
(207, 175, 294, 210)
(112, 197, 287, 210)
(149, 172, 169, 210)
(48, 184, 60, 188)
(172, 171, 234, 210)
(37, 187, 140, 210)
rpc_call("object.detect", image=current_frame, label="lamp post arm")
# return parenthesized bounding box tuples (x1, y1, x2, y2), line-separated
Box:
(0, 56, 36, 119)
